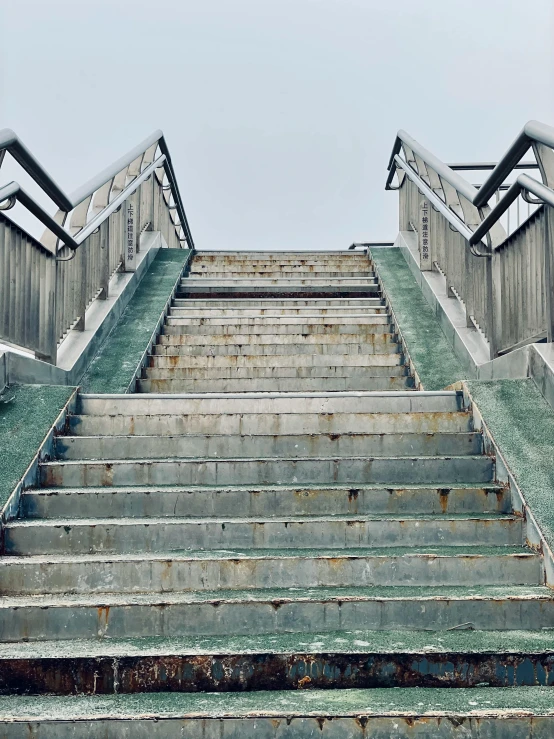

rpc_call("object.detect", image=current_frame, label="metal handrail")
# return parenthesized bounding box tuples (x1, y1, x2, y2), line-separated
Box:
(386, 121, 554, 251)
(0, 128, 194, 251)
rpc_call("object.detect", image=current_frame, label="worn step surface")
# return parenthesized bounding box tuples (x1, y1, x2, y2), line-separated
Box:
(0, 547, 541, 595)
(0, 688, 553, 737)
(2, 250, 550, 731)
(1, 585, 551, 642)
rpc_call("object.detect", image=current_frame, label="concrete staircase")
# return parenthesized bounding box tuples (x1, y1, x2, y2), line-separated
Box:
(139, 250, 413, 393)
(0, 251, 552, 736)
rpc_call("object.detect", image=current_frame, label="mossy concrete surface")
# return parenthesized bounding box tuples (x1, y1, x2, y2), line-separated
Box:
(1, 687, 554, 719)
(82, 249, 191, 393)
(370, 248, 465, 391)
(466, 379, 554, 554)
(0, 384, 75, 510)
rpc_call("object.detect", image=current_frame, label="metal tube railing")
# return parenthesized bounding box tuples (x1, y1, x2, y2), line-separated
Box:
(386, 120, 554, 358)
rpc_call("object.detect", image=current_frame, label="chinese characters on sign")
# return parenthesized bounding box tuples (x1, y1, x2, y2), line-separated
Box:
(419, 199, 431, 271)
(125, 200, 136, 272)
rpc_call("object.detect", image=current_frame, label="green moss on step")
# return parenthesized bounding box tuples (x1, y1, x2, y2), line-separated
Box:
(370, 248, 464, 390)
(0, 384, 75, 510)
(81, 249, 191, 393)
(466, 379, 554, 554)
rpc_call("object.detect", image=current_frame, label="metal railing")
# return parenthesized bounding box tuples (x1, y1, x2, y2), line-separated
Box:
(0, 129, 194, 363)
(386, 120, 554, 357)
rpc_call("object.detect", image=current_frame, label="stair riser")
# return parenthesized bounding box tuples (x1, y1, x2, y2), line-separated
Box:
(143, 364, 409, 378)
(5, 518, 521, 556)
(21, 487, 510, 520)
(173, 299, 383, 307)
(78, 395, 462, 416)
(55, 433, 482, 461)
(69, 411, 471, 437)
(180, 279, 378, 286)
(0, 717, 549, 738)
(137, 377, 414, 392)
(1, 650, 553, 694)
(40, 457, 494, 488)
(0, 554, 541, 595)
(162, 321, 392, 334)
(1, 595, 551, 641)
(148, 353, 404, 367)
(177, 288, 380, 299)
(157, 332, 397, 345)
(188, 271, 375, 278)
(169, 308, 388, 317)
(152, 343, 400, 357)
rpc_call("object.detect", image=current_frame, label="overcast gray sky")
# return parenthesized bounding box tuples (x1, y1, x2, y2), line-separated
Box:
(2, 0, 553, 250)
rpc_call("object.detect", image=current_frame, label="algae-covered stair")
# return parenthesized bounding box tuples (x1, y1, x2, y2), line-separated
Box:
(1, 251, 554, 737)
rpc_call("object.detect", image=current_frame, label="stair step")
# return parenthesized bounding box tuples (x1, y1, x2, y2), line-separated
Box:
(148, 352, 405, 366)
(137, 376, 414, 392)
(0, 629, 553, 693)
(187, 271, 375, 278)
(177, 285, 380, 299)
(152, 342, 401, 357)
(39, 455, 494, 487)
(1, 585, 549, 641)
(78, 391, 463, 416)
(55, 432, 482, 460)
(69, 409, 470, 436)
(180, 278, 378, 286)
(169, 307, 388, 317)
(156, 331, 397, 345)
(5, 513, 520, 555)
(163, 319, 392, 334)
(0, 546, 541, 595)
(0, 688, 552, 735)
(173, 297, 384, 306)
(21, 484, 510, 519)
(142, 364, 410, 378)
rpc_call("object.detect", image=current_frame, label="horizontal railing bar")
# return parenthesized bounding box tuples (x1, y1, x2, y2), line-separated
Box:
(0, 182, 73, 253)
(474, 120, 554, 207)
(449, 161, 539, 171)
(469, 175, 554, 247)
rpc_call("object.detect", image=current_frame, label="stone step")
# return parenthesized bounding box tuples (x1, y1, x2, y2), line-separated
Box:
(78, 391, 463, 416)
(180, 278, 378, 287)
(148, 352, 405, 368)
(143, 364, 410, 379)
(169, 307, 389, 317)
(0, 688, 551, 736)
(157, 331, 397, 346)
(0, 546, 541, 596)
(177, 285, 380, 299)
(68, 409, 471, 436)
(164, 318, 392, 333)
(4, 513, 521, 556)
(137, 376, 414, 392)
(152, 342, 401, 357)
(188, 270, 375, 278)
(21, 484, 509, 519)
(54, 432, 481, 461)
(162, 321, 393, 336)
(39, 455, 494, 488)
(0, 629, 553, 693)
(0, 585, 549, 642)
(173, 297, 384, 308)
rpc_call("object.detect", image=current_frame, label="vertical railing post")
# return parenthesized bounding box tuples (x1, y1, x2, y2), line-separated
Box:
(98, 219, 110, 299)
(544, 207, 554, 343)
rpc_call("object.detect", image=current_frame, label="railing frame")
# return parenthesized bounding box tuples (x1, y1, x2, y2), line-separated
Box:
(386, 120, 554, 358)
(0, 128, 195, 364)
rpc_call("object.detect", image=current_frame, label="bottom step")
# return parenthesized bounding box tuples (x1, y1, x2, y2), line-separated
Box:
(0, 688, 553, 736)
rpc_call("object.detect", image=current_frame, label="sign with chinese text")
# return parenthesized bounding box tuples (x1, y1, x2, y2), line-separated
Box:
(419, 199, 431, 271)
(125, 200, 136, 272)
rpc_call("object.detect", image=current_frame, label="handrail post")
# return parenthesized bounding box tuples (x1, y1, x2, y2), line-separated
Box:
(545, 207, 554, 343)
(99, 220, 110, 300)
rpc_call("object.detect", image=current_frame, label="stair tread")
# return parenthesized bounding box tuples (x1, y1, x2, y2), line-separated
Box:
(2, 584, 550, 609)
(1, 545, 535, 563)
(42, 454, 487, 465)
(0, 687, 552, 720)
(2, 629, 554, 658)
